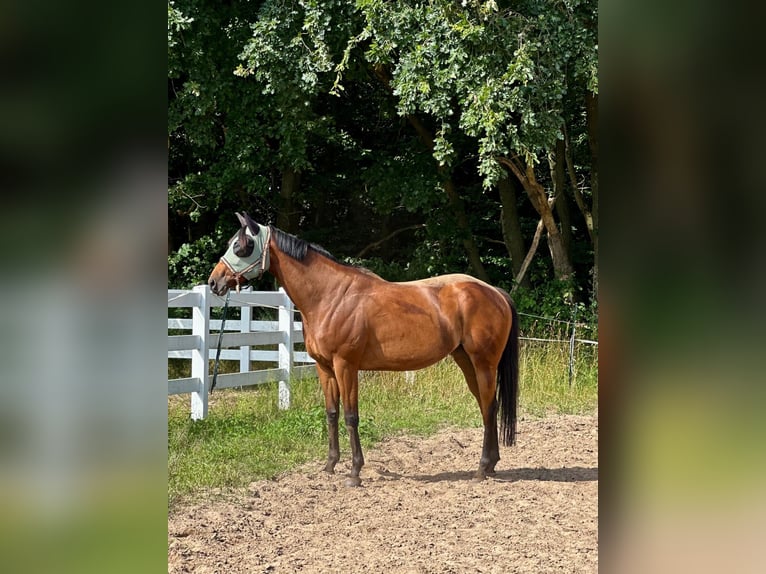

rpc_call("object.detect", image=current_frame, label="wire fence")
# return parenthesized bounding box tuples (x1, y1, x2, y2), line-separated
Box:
(517, 311, 598, 343)
(516, 310, 598, 387)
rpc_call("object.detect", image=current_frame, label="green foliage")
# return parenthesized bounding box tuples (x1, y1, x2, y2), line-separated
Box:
(168, 235, 221, 289)
(514, 276, 598, 337)
(515, 279, 576, 319)
(363, 143, 442, 215)
(167, 0, 598, 310)
(167, 2, 193, 52)
(352, 0, 597, 187)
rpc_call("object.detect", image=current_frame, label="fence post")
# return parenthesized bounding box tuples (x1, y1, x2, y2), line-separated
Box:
(191, 284, 210, 420)
(568, 308, 577, 387)
(277, 287, 293, 409)
(240, 288, 251, 377)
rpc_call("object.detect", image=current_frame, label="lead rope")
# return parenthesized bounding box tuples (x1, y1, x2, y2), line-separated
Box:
(210, 289, 231, 394)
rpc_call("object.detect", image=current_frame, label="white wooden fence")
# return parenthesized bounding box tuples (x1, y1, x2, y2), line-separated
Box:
(168, 286, 316, 420)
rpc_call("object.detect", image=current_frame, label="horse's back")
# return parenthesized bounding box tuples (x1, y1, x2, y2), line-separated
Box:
(407, 273, 510, 314)
(402, 272, 482, 288)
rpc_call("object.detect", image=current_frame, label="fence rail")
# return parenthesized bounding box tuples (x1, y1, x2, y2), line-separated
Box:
(168, 286, 315, 420)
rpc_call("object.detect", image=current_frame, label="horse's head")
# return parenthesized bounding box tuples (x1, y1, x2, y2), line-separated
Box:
(207, 212, 271, 296)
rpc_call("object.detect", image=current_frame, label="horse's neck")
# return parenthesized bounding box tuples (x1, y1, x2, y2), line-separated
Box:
(267, 244, 356, 320)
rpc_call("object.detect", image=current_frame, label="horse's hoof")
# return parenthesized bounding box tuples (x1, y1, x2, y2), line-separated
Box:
(473, 472, 486, 482)
(344, 476, 362, 487)
(323, 465, 335, 474)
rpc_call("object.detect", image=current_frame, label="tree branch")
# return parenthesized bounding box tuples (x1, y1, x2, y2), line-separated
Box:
(356, 224, 426, 258)
(497, 155, 526, 185)
(476, 235, 508, 247)
(511, 217, 544, 293)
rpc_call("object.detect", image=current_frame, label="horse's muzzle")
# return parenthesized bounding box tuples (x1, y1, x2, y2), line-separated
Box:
(208, 278, 228, 296)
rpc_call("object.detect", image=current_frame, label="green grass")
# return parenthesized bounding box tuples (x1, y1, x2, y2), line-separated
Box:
(168, 342, 597, 505)
(519, 340, 599, 416)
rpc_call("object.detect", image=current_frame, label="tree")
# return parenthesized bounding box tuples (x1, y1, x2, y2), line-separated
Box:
(341, 0, 597, 282)
(167, 0, 597, 314)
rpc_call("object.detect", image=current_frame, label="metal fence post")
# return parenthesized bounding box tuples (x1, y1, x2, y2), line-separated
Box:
(568, 308, 577, 387)
(191, 284, 210, 420)
(277, 287, 293, 409)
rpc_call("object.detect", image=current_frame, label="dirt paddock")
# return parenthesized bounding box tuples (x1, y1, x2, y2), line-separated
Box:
(168, 414, 598, 573)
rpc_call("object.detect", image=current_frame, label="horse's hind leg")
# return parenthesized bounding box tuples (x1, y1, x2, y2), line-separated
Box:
(451, 347, 500, 479)
(473, 364, 501, 479)
(478, 395, 500, 476)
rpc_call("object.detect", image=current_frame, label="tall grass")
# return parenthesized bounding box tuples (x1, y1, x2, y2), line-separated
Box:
(520, 340, 598, 416)
(168, 339, 597, 504)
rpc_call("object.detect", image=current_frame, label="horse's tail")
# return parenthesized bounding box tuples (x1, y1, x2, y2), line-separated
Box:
(497, 293, 520, 447)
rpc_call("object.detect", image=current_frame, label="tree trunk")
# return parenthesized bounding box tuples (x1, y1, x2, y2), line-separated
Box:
(497, 172, 528, 286)
(498, 156, 574, 281)
(552, 138, 572, 259)
(586, 91, 599, 298)
(564, 124, 594, 242)
(442, 178, 490, 282)
(512, 191, 558, 293)
(277, 167, 301, 234)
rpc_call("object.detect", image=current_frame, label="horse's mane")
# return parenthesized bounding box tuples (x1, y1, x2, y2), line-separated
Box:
(270, 226, 381, 277)
(270, 226, 336, 262)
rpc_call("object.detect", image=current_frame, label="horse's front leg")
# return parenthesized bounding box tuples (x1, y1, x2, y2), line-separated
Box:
(334, 359, 364, 487)
(343, 409, 364, 487)
(317, 364, 340, 474)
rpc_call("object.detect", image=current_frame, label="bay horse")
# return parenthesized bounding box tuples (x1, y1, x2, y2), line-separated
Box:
(207, 212, 519, 486)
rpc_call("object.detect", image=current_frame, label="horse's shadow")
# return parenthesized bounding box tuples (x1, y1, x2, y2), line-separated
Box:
(375, 466, 598, 484)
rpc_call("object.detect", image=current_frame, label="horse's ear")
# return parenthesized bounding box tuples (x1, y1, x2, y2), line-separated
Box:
(235, 212, 248, 229)
(240, 211, 260, 236)
(233, 225, 254, 257)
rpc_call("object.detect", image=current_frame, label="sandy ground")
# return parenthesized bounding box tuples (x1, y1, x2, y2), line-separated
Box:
(168, 414, 598, 573)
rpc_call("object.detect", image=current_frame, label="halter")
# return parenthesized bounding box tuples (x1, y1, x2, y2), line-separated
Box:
(220, 224, 271, 291)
